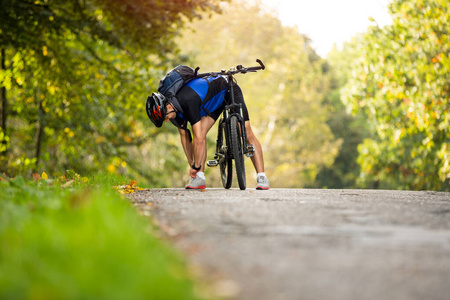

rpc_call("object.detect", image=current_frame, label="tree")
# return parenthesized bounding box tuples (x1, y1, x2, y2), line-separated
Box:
(176, 1, 340, 188)
(0, 0, 224, 53)
(0, 0, 225, 181)
(341, 0, 450, 190)
(313, 39, 373, 189)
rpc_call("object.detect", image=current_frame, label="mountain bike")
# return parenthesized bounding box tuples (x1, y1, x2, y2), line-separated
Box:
(199, 59, 265, 190)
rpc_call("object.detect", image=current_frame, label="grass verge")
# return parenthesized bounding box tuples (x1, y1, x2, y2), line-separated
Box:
(0, 172, 206, 300)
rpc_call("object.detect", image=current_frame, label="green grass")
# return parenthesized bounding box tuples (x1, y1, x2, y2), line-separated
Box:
(0, 173, 206, 300)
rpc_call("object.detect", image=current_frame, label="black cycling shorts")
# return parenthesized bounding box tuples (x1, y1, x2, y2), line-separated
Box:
(208, 84, 250, 122)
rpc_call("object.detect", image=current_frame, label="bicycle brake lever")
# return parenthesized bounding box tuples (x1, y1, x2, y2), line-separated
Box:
(256, 59, 265, 70)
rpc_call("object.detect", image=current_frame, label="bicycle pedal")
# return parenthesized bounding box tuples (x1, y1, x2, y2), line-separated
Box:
(207, 160, 219, 167)
(246, 144, 255, 157)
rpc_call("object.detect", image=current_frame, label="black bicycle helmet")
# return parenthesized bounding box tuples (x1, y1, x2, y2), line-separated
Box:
(146, 92, 167, 127)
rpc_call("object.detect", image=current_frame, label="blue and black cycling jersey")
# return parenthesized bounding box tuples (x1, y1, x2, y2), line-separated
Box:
(170, 75, 249, 129)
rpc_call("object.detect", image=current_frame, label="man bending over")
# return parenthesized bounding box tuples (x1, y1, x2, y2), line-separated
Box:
(147, 74, 270, 190)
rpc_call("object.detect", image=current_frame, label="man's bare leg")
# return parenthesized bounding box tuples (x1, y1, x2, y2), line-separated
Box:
(199, 116, 216, 172)
(245, 121, 264, 174)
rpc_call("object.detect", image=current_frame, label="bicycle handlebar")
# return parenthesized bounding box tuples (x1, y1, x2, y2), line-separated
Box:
(195, 59, 265, 78)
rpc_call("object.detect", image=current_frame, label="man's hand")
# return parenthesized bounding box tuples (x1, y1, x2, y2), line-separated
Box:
(189, 167, 198, 178)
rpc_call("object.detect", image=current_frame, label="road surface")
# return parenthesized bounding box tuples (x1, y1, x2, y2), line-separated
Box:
(129, 188, 450, 300)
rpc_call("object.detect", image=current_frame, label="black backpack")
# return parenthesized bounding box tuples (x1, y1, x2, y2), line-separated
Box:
(158, 65, 199, 98)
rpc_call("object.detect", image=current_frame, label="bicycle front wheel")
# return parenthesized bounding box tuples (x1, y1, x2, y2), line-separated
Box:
(218, 119, 233, 189)
(230, 116, 246, 190)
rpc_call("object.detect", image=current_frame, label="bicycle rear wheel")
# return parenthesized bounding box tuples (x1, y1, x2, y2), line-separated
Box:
(218, 119, 233, 189)
(230, 116, 246, 190)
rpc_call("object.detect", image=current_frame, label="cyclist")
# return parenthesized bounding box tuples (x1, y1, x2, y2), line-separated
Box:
(148, 74, 270, 190)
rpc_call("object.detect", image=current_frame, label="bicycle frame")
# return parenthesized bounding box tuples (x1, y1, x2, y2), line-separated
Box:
(202, 59, 266, 189)
(223, 74, 249, 157)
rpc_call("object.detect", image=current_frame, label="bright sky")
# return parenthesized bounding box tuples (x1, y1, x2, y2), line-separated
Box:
(260, 0, 393, 57)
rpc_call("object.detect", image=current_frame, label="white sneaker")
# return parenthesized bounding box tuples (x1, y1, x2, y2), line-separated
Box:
(256, 176, 270, 190)
(185, 176, 206, 189)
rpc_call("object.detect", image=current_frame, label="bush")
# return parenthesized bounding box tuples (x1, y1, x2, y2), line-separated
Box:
(0, 175, 204, 300)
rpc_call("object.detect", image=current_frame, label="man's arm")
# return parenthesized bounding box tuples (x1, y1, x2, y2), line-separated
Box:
(178, 128, 194, 169)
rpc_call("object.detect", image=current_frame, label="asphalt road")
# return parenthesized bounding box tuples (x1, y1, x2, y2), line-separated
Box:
(129, 188, 450, 300)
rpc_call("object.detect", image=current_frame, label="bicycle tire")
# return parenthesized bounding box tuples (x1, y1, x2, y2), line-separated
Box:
(218, 120, 233, 189)
(230, 116, 246, 190)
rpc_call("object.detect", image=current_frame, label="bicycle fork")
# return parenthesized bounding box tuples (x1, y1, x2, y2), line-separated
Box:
(226, 108, 255, 157)
(225, 109, 255, 159)
(226, 76, 254, 158)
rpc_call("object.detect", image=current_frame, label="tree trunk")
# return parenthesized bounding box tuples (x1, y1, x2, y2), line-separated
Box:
(33, 99, 45, 173)
(1, 48, 7, 155)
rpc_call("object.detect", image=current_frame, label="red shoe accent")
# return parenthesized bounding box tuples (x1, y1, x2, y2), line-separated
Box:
(256, 186, 270, 190)
(185, 185, 206, 189)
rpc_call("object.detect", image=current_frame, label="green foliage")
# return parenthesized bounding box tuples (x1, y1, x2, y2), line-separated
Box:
(6, 0, 447, 190)
(176, 1, 340, 187)
(0, 38, 153, 177)
(0, 176, 204, 300)
(0, 0, 225, 53)
(94, 0, 227, 53)
(311, 39, 375, 189)
(0, 0, 225, 186)
(0, 128, 9, 153)
(312, 83, 371, 189)
(341, 0, 450, 190)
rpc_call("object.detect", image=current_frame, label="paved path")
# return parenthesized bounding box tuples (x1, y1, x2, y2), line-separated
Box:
(129, 188, 450, 300)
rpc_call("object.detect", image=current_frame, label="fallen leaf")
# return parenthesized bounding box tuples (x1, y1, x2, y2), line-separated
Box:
(58, 174, 67, 183)
(130, 180, 138, 188)
(32, 173, 41, 182)
(113, 180, 148, 195)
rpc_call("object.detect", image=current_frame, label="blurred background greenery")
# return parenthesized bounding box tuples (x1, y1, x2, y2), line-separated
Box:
(0, 0, 448, 190)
